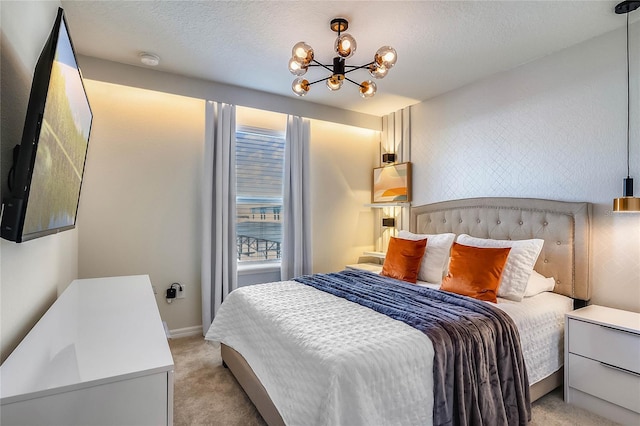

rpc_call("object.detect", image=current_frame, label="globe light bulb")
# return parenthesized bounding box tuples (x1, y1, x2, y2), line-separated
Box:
(326, 75, 343, 91)
(292, 78, 310, 96)
(369, 63, 388, 79)
(375, 46, 397, 69)
(335, 34, 357, 59)
(359, 80, 377, 98)
(288, 57, 308, 76)
(292, 42, 314, 65)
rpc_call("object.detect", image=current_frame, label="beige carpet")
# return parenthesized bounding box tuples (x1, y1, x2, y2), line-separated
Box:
(169, 335, 618, 426)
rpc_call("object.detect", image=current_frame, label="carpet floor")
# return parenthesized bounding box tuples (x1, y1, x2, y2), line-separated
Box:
(168, 335, 618, 426)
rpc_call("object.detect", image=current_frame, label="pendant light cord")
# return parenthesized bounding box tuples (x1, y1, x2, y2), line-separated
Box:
(626, 12, 631, 178)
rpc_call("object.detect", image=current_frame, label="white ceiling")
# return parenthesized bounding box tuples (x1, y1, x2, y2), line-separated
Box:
(61, 1, 632, 117)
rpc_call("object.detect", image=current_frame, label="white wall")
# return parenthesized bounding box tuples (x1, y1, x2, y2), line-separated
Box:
(310, 120, 379, 273)
(0, 1, 81, 362)
(78, 56, 381, 132)
(411, 24, 640, 313)
(77, 81, 205, 332)
(76, 83, 379, 333)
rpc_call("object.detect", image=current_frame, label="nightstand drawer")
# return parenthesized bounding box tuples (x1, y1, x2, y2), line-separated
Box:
(568, 318, 640, 374)
(568, 353, 640, 413)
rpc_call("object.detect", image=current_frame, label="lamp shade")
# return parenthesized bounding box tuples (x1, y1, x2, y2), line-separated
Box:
(292, 42, 314, 65)
(375, 46, 397, 69)
(382, 217, 396, 227)
(335, 33, 357, 59)
(292, 78, 310, 96)
(613, 197, 640, 212)
(369, 63, 388, 79)
(359, 80, 377, 98)
(288, 57, 308, 76)
(326, 75, 343, 91)
(613, 178, 640, 212)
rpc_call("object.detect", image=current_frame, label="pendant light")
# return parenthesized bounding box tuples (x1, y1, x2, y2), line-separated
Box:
(288, 18, 397, 98)
(613, 1, 640, 212)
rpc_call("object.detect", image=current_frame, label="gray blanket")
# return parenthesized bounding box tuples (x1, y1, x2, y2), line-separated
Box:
(294, 269, 531, 426)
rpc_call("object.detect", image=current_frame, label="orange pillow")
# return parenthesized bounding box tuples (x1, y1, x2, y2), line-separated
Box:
(381, 237, 427, 284)
(440, 242, 511, 303)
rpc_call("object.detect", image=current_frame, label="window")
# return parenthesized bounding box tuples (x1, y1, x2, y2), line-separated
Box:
(236, 127, 285, 263)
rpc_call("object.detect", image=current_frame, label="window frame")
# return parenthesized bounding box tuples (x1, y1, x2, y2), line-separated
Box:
(235, 126, 285, 270)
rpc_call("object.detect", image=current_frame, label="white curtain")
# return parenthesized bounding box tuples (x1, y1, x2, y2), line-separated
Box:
(202, 101, 236, 335)
(281, 115, 312, 280)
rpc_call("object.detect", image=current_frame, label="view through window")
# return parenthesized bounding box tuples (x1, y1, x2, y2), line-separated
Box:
(236, 127, 285, 262)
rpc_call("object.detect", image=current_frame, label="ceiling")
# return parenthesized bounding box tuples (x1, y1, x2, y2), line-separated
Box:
(61, 1, 632, 117)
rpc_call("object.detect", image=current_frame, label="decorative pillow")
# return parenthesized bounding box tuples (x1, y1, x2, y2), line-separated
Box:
(524, 270, 556, 297)
(440, 242, 511, 303)
(456, 234, 544, 302)
(381, 237, 427, 284)
(398, 230, 456, 283)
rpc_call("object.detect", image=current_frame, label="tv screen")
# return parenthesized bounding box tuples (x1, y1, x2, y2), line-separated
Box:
(1, 8, 92, 243)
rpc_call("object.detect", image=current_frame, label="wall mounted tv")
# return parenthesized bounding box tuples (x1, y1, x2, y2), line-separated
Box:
(1, 8, 92, 243)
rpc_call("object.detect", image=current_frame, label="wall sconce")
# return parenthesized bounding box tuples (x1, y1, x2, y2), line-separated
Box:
(382, 217, 396, 227)
(382, 153, 397, 164)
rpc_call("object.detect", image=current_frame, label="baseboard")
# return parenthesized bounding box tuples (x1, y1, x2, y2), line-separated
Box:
(168, 325, 203, 339)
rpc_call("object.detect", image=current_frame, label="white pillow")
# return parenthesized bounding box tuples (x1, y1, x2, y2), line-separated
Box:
(398, 230, 456, 283)
(456, 234, 544, 302)
(524, 270, 556, 297)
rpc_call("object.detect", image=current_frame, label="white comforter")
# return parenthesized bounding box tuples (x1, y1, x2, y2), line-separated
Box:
(206, 281, 435, 426)
(205, 280, 573, 425)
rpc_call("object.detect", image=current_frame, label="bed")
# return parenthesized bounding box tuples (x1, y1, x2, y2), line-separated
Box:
(206, 197, 592, 426)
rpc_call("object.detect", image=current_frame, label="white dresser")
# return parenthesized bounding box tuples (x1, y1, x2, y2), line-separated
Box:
(0, 275, 174, 426)
(565, 305, 640, 425)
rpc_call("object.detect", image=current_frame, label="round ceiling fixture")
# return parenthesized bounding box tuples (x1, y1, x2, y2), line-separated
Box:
(139, 52, 160, 67)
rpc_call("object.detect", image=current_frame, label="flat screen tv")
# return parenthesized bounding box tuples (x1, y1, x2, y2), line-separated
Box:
(1, 8, 92, 243)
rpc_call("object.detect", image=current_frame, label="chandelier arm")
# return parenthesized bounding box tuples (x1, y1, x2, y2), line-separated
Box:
(311, 59, 334, 73)
(343, 76, 364, 88)
(343, 61, 376, 72)
(307, 76, 331, 86)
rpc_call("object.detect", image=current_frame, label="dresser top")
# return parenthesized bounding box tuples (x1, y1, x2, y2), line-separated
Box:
(0, 275, 174, 404)
(567, 304, 640, 335)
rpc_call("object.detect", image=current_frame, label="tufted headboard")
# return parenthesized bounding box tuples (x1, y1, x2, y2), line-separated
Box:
(410, 197, 592, 301)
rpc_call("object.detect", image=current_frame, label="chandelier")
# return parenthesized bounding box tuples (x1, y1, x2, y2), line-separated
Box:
(288, 18, 397, 98)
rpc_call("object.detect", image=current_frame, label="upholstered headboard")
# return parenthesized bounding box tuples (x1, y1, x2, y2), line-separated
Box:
(410, 197, 592, 301)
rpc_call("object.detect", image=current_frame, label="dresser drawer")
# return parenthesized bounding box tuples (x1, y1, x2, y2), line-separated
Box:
(568, 318, 640, 374)
(568, 353, 640, 413)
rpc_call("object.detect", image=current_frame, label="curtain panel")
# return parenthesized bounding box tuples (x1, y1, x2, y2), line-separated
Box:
(281, 115, 312, 280)
(202, 101, 237, 334)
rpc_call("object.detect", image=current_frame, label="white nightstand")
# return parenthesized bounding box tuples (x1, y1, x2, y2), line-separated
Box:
(565, 305, 640, 425)
(345, 263, 383, 274)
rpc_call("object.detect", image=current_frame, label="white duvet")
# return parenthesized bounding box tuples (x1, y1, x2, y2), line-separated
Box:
(205, 280, 572, 426)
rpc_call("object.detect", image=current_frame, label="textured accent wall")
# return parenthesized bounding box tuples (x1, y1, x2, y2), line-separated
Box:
(411, 24, 640, 312)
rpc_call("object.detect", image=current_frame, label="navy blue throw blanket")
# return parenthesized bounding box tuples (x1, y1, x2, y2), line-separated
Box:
(294, 269, 530, 426)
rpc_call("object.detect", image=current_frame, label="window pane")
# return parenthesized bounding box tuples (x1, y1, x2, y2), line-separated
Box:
(236, 127, 284, 262)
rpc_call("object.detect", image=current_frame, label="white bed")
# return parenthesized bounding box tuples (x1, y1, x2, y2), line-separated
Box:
(206, 197, 592, 426)
(416, 281, 573, 386)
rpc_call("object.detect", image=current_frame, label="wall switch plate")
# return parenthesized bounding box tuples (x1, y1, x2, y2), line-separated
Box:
(176, 284, 185, 299)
